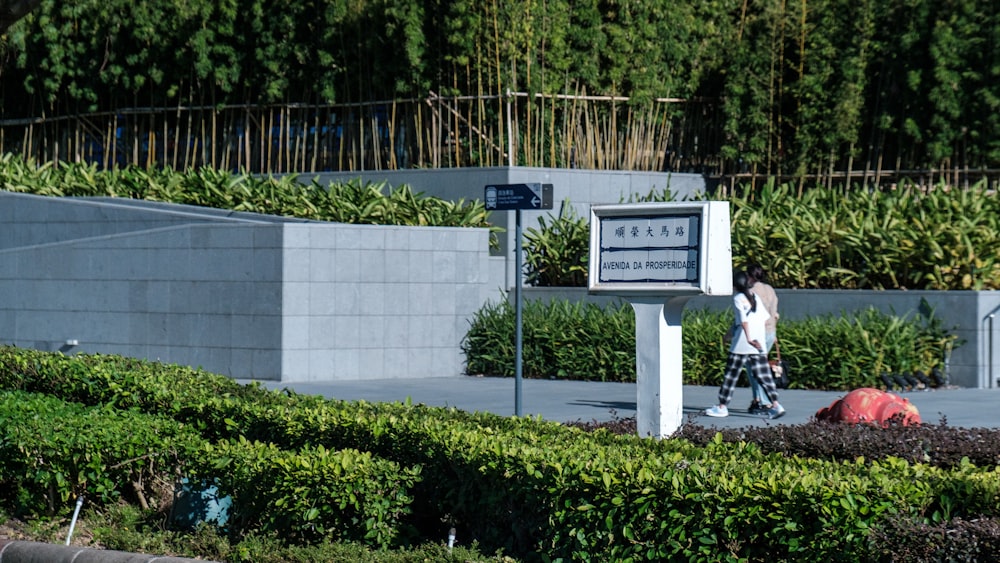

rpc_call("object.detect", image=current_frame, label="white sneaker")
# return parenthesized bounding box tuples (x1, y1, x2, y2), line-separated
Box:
(768, 404, 786, 419)
(705, 405, 729, 417)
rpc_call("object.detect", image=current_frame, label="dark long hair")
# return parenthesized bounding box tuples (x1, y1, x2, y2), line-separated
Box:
(734, 270, 757, 312)
(747, 263, 768, 284)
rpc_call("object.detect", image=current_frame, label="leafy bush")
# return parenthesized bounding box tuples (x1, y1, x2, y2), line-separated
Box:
(188, 438, 421, 547)
(462, 299, 958, 390)
(0, 155, 498, 242)
(0, 390, 201, 515)
(462, 299, 635, 381)
(4, 347, 1000, 560)
(0, 364, 424, 551)
(522, 180, 1000, 290)
(729, 180, 1000, 290)
(523, 204, 589, 287)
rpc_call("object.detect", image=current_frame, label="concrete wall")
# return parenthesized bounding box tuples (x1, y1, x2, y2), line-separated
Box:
(520, 287, 1000, 389)
(0, 192, 495, 382)
(304, 166, 707, 290)
(7, 170, 996, 388)
(279, 222, 495, 381)
(0, 192, 308, 250)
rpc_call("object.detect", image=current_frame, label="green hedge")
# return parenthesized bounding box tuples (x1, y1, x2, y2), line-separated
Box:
(0, 390, 201, 515)
(188, 438, 420, 547)
(461, 299, 958, 391)
(0, 356, 420, 550)
(5, 347, 1000, 560)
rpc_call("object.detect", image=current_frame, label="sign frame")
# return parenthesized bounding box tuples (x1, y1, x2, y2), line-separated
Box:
(484, 183, 554, 211)
(588, 201, 732, 297)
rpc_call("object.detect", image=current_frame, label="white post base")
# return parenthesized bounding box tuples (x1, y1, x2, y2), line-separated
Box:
(631, 296, 692, 438)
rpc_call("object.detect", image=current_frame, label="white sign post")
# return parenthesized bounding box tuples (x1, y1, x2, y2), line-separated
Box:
(588, 202, 732, 438)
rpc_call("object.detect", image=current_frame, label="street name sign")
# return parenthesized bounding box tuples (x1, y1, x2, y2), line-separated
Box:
(588, 201, 732, 296)
(484, 183, 553, 211)
(587, 201, 733, 439)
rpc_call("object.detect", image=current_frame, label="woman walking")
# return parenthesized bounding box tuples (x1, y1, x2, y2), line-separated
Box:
(746, 262, 780, 414)
(705, 270, 786, 419)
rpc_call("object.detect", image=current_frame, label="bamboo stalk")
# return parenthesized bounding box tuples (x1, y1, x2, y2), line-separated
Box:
(293, 107, 301, 172)
(549, 95, 555, 167)
(48, 121, 57, 164)
(414, 105, 423, 169)
(282, 105, 288, 173)
(433, 96, 441, 168)
(184, 109, 195, 169)
(388, 100, 397, 170)
(611, 97, 617, 170)
(310, 110, 318, 172)
(211, 108, 217, 169)
(294, 106, 302, 172)
(219, 110, 235, 170)
(475, 60, 484, 167)
(511, 88, 519, 166)
(335, 110, 343, 171)
(451, 74, 460, 167)
(198, 110, 208, 168)
(372, 112, 381, 171)
(268, 107, 275, 173)
(625, 105, 635, 169)
(358, 105, 366, 171)
(277, 106, 284, 172)
(110, 115, 118, 169)
(492, 0, 503, 166)
(72, 118, 79, 163)
(846, 143, 855, 190)
(172, 105, 180, 170)
(132, 112, 139, 165)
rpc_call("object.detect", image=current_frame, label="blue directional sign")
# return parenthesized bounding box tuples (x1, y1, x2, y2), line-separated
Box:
(484, 183, 553, 210)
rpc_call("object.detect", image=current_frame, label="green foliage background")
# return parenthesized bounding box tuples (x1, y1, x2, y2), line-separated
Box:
(524, 179, 1000, 290)
(0, 154, 496, 234)
(461, 300, 957, 390)
(1, 0, 999, 174)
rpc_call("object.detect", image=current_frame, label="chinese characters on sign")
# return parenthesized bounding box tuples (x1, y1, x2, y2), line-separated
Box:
(484, 183, 553, 210)
(598, 214, 700, 283)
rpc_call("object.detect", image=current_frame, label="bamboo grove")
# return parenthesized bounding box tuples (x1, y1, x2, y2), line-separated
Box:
(1, 0, 998, 185)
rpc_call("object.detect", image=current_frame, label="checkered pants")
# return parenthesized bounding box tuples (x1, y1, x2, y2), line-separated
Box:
(718, 353, 779, 406)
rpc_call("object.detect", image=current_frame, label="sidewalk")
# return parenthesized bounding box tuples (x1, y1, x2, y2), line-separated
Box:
(238, 376, 1000, 430)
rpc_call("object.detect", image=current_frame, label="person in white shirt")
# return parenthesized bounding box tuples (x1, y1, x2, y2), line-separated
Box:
(705, 270, 786, 419)
(745, 262, 780, 414)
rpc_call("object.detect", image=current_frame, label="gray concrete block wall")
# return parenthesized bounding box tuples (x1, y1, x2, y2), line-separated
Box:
(0, 223, 286, 379)
(0, 194, 495, 382)
(0, 192, 297, 250)
(279, 223, 492, 381)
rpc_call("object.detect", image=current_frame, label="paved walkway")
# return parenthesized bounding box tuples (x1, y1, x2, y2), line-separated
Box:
(238, 377, 1000, 430)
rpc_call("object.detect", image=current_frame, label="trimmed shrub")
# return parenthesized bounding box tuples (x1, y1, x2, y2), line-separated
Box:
(462, 299, 958, 391)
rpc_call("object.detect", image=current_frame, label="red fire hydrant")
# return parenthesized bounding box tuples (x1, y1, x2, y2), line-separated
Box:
(815, 387, 921, 426)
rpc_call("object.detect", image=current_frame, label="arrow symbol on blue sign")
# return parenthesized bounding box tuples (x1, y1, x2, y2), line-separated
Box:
(484, 183, 553, 211)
